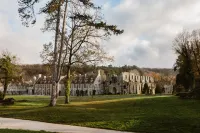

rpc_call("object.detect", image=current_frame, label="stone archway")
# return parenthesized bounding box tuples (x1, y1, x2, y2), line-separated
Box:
(113, 87, 117, 94)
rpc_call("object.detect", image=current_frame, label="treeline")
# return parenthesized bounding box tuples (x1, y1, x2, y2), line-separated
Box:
(19, 64, 52, 80)
(19, 64, 174, 80)
(142, 68, 177, 76)
(69, 65, 143, 75)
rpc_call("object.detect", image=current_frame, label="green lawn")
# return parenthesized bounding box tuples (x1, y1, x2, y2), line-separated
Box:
(0, 129, 52, 133)
(0, 95, 200, 133)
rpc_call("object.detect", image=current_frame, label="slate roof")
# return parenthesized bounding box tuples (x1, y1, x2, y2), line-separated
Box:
(35, 76, 53, 84)
(60, 69, 106, 84)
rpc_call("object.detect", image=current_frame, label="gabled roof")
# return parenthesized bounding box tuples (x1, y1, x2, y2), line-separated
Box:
(60, 74, 96, 84)
(60, 69, 106, 84)
(35, 76, 53, 84)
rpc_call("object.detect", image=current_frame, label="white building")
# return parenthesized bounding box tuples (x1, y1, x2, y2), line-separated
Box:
(60, 69, 106, 96)
(163, 85, 173, 94)
(106, 69, 156, 95)
(33, 76, 53, 95)
(3, 69, 156, 96)
(33, 70, 106, 96)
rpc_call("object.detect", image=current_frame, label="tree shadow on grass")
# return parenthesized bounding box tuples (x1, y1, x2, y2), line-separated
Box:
(1, 96, 200, 133)
(56, 96, 200, 133)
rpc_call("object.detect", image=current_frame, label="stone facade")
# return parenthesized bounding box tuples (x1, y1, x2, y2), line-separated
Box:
(33, 70, 106, 96)
(1, 69, 156, 96)
(0, 82, 33, 95)
(60, 70, 106, 96)
(163, 85, 173, 94)
(33, 75, 53, 95)
(105, 70, 156, 95)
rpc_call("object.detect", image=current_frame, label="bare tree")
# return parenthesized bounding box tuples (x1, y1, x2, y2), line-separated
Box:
(19, 0, 123, 106)
(59, 2, 123, 103)
(18, 0, 65, 106)
(173, 29, 200, 90)
(41, 1, 123, 103)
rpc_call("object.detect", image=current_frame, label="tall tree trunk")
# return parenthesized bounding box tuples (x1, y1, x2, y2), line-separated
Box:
(64, 15, 74, 104)
(65, 66, 71, 104)
(49, 0, 62, 107)
(57, 0, 68, 80)
(55, 0, 68, 99)
(3, 77, 8, 100)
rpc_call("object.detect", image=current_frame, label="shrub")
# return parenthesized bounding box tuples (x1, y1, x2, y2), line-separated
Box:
(108, 92, 113, 95)
(176, 92, 192, 99)
(190, 87, 200, 99)
(174, 84, 185, 94)
(2, 98, 15, 105)
(176, 87, 200, 100)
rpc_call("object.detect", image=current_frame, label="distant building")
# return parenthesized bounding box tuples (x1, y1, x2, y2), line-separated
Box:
(163, 84, 173, 94)
(34, 76, 53, 95)
(60, 70, 106, 96)
(0, 82, 33, 95)
(104, 69, 156, 95)
(1, 69, 156, 96)
(33, 70, 106, 96)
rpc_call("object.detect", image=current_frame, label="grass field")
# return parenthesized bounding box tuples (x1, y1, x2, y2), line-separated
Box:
(0, 95, 200, 133)
(0, 129, 51, 133)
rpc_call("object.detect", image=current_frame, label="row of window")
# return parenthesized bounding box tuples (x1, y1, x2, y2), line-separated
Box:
(35, 84, 101, 90)
(71, 84, 100, 88)
(35, 84, 52, 88)
(124, 75, 153, 81)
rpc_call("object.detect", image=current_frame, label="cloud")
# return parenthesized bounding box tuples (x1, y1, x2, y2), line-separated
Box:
(0, 0, 53, 64)
(99, 0, 200, 68)
(1, 0, 200, 68)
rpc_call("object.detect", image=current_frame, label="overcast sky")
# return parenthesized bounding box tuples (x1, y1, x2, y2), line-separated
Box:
(1, 0, 200, 68)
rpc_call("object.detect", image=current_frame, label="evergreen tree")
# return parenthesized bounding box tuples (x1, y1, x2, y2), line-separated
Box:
(142, 83, 149, 94)
(155, 84, 162, 94)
